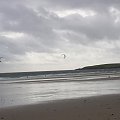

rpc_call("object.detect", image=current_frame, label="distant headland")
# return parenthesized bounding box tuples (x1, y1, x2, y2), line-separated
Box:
(1, 63, 120, 78)
(76, 63, 120, 70)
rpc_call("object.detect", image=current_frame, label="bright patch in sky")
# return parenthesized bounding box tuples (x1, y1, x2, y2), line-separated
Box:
(54, 9, 96, 17)
(0, 32, 24, 39)
(109, 7, 120, 23)
(21, 52, 62, 64)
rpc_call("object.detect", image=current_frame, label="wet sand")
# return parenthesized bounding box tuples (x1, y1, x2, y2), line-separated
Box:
(0, 94, 120, 120)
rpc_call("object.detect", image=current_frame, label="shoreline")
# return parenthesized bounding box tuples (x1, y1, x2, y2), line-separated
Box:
(0, 94, 120, 120)
(1, 76, 120, 84)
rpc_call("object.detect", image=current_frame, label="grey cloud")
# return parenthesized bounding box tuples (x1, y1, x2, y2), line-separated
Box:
(0, 0, 120, 48)
(29, 0, 120, 12)
(57, 12, 120, 43)
(0, 0, 120, 70)
(0, 1, 62, 60)
(0, 34, 59, 60)
(26, 0, 120, 43)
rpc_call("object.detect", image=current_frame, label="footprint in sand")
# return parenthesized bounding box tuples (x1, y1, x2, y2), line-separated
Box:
(1, 117, 4, 119)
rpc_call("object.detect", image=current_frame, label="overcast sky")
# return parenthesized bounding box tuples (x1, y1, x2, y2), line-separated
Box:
(0, 0, 120, 72)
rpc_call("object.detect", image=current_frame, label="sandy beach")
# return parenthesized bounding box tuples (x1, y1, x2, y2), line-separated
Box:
(0, 94, 120, 120)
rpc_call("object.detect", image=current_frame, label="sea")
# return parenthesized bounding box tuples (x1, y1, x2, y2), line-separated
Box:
(0, 69, 120, 108)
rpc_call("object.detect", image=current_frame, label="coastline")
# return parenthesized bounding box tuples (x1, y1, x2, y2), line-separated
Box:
(0, 94, 120, 120)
